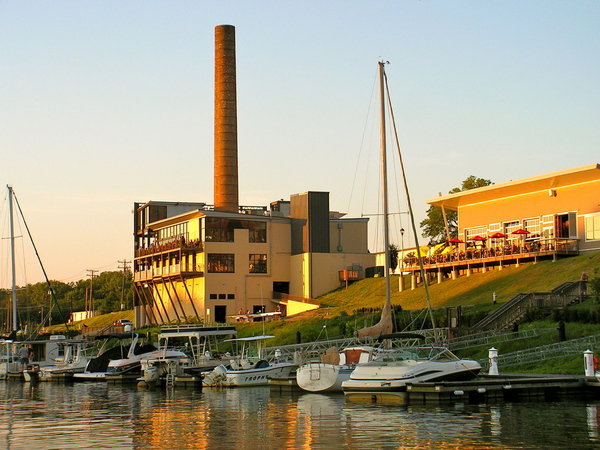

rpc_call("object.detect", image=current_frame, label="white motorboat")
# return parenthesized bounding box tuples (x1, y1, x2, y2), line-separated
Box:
(38, 339, 96, 381)
(296, 346, 381, 393)
(342, 346, 481, 402)
(203, 335, 295, 387)
(74, 332, 184, 381)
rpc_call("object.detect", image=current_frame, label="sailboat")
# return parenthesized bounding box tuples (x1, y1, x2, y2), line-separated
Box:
(0, 186, 73, 380)
(341, 62, 480, 402)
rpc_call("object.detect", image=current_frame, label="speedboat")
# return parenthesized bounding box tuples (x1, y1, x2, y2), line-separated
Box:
(203, 335, 295, 387)
(342, 346, 481, 402)
(296, 346, 381, 393)
(74, 332, 184, 381)
(38, 339, 96, 381)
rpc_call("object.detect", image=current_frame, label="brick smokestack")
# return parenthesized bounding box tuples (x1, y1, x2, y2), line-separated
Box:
(214, 24, 239, 213)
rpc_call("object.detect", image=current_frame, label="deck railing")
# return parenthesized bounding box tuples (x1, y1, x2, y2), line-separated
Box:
(402, 238, 578, 268)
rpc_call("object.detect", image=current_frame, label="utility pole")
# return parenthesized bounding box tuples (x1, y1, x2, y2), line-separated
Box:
(118, 260, 130, 311)
(87, 269, 98, 318)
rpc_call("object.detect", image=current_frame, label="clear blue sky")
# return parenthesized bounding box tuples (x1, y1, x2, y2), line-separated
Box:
(0, 1, 598, 285)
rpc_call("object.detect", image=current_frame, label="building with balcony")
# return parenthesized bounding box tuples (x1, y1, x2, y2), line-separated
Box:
(401, 163, 600, 285)
(132, 192, 374, 326)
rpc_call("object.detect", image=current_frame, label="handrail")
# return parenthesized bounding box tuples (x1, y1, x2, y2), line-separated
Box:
(474, 281, 586, 331)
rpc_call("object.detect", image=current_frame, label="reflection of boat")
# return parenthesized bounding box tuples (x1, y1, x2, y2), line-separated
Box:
(342, 62, 481, 402)
(296, 346, 380, 393)
(74, 333, 180, 381)
(203, 336, 295, 387)
(342, 346, 481, 402)
(140, 325, 237, 387)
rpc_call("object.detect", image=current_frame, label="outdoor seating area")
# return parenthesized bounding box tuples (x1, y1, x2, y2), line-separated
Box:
(401, 237, 579, 271)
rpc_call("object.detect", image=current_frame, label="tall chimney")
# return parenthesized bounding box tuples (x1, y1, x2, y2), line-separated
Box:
(214, 24, 239, 213)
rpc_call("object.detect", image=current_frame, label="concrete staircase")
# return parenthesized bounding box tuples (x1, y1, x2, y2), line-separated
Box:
(474, 281, 588, 332)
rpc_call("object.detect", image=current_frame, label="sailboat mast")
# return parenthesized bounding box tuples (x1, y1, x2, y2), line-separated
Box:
(8, 186, 18, 332)
(379, 61, 391, 307)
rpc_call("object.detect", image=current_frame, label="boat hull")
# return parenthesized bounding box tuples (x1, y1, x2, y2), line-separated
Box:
(204, 362, 295, 387)
(296, 363, 353, 393)
(343, 359, 481, 402)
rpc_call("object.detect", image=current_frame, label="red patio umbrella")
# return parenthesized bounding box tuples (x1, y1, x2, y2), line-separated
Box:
(511, 229, 530, 235)
(447, 238, 463, 243)
(489, 232, 508, 238)
(469, 235, 488, 241)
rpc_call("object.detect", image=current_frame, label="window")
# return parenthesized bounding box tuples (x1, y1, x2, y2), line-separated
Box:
(488, 223, 501, 233)
(207, 254, 235, 273)
(524, 218, 540, 237)
(209, 294, 217, 300)
(464, 226, 487, 241)
(249, 254, 267, 273)
(504, 221, 520, 240)
(247, 222, 267, 243)
(586, 215, 600, 241)
(205, 218, 234, 242)
(205, 217, 267, 243)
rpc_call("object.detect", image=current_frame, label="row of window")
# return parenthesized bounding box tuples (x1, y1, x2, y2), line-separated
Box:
(207, 253, 268, 273)
(209, 293, 235, 300)
(465, 213, 575, 241)
(205, 218, 267, 243)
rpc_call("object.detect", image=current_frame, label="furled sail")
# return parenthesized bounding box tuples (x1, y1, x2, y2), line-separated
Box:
(357, 298, 393, 338)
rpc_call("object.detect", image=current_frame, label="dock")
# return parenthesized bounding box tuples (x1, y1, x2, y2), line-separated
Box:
(405, 374, 600, 405)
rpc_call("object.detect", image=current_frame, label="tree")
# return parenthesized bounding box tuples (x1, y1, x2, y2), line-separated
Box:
(420, 175, 493, 245)
(388, 244, 399, 272)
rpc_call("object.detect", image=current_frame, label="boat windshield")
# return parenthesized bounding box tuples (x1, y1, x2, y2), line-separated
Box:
(374, 347, 459, 362)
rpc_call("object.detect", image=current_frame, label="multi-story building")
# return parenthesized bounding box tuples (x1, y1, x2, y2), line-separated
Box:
(132, 192, 374, 326)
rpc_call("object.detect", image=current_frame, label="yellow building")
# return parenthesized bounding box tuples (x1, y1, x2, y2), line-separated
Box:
(427, 163, 600, 255)
(132, 192, 375, 326)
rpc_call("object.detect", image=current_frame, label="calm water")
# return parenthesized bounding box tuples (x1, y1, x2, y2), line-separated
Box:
(1, 381, 599, 449)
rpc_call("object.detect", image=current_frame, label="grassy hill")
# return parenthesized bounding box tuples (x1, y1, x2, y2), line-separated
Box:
(233, 251, 600, 347)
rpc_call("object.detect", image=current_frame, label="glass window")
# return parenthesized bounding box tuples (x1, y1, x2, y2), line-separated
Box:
(586, 215, 600, 241)
(209, 294, 217, 300)
(247, 222, 267, 243)
(207, 254, 235, 273)
(205, 218, 267, 243)
(464, 226, 487, 241)
(249, 254, 267, 273)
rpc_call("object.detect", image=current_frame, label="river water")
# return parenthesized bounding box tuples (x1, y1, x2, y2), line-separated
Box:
(1, 381, 599, 449)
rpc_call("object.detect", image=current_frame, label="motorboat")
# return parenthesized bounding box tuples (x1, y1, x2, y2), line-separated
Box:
(341, 346, 481, 402)
(74, 332, 184, 381)
(296, 346, 381, 393)
(203, 335, 295, 387)
(38, 339, 96, 381)
(140, 324, 237, 387)
(0, 336, 77, 380)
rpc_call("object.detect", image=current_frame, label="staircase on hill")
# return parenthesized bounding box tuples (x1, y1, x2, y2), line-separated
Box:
(474, 281, 588, 332)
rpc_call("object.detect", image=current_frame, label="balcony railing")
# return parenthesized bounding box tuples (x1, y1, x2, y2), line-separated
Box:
(135, 238, 203, 258)
(134, 263, 204, 281)
(402, 238, 578, 268)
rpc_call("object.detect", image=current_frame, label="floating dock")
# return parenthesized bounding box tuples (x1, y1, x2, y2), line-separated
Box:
(406, 374, 600, 405)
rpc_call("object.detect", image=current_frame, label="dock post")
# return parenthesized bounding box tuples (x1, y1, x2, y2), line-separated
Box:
(488, 347, 499, 376)
(584, 350, 595, 376)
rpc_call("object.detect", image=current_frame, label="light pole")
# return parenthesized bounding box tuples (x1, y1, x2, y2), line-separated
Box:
(399, 228, 405, 291)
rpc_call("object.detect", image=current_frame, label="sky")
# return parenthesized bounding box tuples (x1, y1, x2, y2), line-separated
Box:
(0, 1, 598, 286)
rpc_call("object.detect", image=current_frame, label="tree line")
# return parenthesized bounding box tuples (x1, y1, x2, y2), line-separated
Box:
(0, 271, 133, 332)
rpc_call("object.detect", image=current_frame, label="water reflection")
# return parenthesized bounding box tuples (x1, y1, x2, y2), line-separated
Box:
(0, 382, 599, 449)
